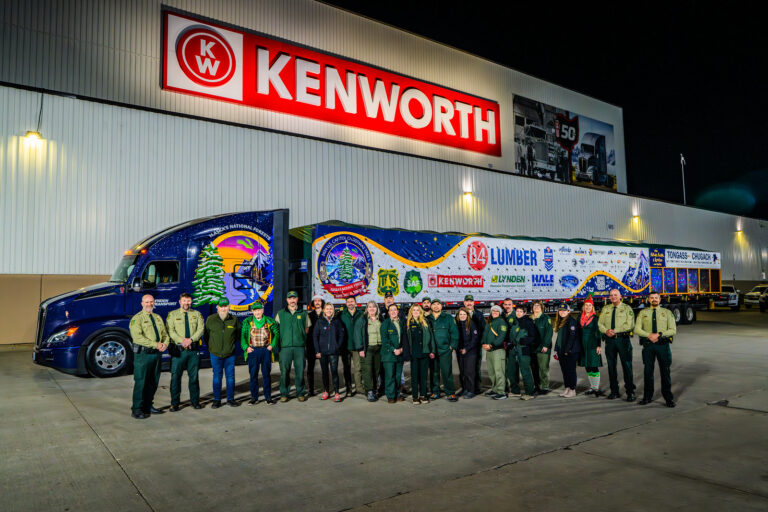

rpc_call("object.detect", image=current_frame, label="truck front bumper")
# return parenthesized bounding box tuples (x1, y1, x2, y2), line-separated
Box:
(33, 345, 86, 375)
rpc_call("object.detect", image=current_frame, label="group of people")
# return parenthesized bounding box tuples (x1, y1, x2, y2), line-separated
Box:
(128, 288, 677, 419)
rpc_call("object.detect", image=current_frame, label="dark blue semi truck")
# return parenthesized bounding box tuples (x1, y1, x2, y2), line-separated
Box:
(34, 210, 719, 377)
(33, 210, 289, 376)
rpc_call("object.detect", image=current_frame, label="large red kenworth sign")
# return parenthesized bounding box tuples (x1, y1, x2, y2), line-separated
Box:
(163, 10, 501, 156)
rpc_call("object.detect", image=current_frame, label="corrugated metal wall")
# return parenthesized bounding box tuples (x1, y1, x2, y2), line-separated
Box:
(2, 86, 766, 279)
(0, 0, 626, 190)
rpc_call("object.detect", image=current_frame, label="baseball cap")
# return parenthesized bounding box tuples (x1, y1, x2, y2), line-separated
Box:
(250, 302, 264, 310)
(217, 298, 230, 307)
(464, 294, 474, 301)
(286, 291, 298, 299)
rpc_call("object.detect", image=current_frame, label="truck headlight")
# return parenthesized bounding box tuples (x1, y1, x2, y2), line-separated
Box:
(45, 327, 78, 346)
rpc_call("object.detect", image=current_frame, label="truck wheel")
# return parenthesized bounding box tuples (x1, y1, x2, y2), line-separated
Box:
(682, 305, 696, 324)
(86, 332, 132, 377)
(670, 306, 682, 324)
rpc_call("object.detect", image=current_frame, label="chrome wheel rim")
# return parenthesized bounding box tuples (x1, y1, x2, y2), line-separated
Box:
(94, 340, 126, 371)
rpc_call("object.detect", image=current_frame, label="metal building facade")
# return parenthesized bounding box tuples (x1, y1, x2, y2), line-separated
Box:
(0, 0, 766, 281)
(2, 85, 766, 279)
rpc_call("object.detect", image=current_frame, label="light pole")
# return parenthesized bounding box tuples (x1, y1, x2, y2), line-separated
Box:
(680, 153, 687, 205)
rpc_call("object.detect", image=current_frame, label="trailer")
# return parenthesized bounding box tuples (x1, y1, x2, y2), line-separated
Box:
(33, 211, 722, 377)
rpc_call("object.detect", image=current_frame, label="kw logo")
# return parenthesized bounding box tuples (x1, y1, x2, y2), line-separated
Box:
(176, 27, 236, 86)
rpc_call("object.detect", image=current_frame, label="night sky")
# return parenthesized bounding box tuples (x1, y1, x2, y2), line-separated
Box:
(325, 2, 768, 220)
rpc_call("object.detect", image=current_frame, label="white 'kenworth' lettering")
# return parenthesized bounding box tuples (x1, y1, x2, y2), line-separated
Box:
(255, 48, 498, 144)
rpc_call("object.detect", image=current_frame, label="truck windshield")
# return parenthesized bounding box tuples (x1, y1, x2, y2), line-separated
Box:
(110, 255, 138, 283)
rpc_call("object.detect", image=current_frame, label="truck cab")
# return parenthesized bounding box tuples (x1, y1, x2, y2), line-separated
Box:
(33, 210, 288, 377)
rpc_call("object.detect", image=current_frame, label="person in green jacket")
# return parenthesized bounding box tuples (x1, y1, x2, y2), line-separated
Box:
(578, 295, 603, 396)
(598, 288, 637, 401)
(507, 305, 537, 400)
(166, 292, 204, 411)
(530, 302, 553, 395)
(275, 291, 311, 402)
(482, 305, 507, 399)
(129, 294, 169, 419)
(354, 301, 383, 402)
(204, 299, 240, 408)
(240, 302, 279, 405)
(428, 299, 459, 402)
(380, 304, 405, 403)
(404, 304, 435, 404)
(338, 296, 364, 396)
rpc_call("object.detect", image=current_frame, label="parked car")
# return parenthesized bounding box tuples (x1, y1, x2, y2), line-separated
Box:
(714, 284, 740, 310)
(744, 284, 768, 309)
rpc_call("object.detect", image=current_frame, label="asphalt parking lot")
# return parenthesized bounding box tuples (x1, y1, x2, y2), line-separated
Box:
(1, 310, 767, 512)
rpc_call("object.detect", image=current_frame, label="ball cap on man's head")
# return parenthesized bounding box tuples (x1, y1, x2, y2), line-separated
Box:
(217, 298, 230, 307)
(384, 291, 393, 298)
(286, 291, 298, 299)
(250, 302, 264, 310)
(464, 294, 474, 301)
(431, 298, 442, 305)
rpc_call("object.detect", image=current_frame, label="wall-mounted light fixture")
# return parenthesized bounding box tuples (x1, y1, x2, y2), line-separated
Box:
(463, 191, 472, 202)
(24, 93, 45, 147)
(632, 215, 639, 223)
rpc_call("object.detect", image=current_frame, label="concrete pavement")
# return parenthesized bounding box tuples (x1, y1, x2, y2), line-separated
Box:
(1, 310, 766, 511)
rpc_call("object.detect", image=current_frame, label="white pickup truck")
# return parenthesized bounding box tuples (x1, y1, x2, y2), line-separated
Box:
(714, 284, 740, 310)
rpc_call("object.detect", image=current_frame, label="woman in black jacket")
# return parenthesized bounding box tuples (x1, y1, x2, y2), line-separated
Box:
(313, 302, 345, 402)
(456, 307, 481, 398)
(553, 303, 581, 398)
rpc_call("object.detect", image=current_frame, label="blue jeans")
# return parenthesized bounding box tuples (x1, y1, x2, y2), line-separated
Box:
(210, 353, 235, 401)
(248, 347, 272, 400)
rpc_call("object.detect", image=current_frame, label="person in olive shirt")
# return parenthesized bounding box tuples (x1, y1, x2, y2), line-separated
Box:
(380, 304, 406, 403)
(404, 304, 435, 404)
(129, 294, 169, 419)
(598, 288, 637, 401)
(354, 301, 383, 402)
(275, 291, 312, 402)
(428, 299, 459, 402)
(482, 305, 507, 399)
(507, 305, 537, 400)
(166, 292, 204, 411)
(530, 302, 553, 395)
(240, 302, 279, 405)
(204, 298, 240, 408)
(635, 292, 677, 407)
(338, 296, 363, 397)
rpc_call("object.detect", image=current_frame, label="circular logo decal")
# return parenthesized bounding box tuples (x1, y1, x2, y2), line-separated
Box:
(176, 26, 236, 87)
(317, 234, 374, 299)
(466, 241, 488, 271)
(193, 230, 273, 312)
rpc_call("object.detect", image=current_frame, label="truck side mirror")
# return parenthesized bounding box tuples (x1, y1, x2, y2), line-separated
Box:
(132, 277, 142, 292)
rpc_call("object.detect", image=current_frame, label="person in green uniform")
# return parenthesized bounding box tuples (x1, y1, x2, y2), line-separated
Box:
(429, 299, 459, 402)
(578, 295, 603, 396)
(404, 304, 435, 404)
(635, 292, 677, 407)
(381, 304, 405, 403)
(240, 302, 279, 405)
(507, 305, 537, 400)
(166, 292, 204, 411)
(204, 299, 240, 408)
(355, 301, 383, 402)
(129, 294, 169, 419)
(530, 302, 553, 395)
(338, 296, 363, 396)
(598, 288, 637, 401)
(275, 291, 311, 402)
(482, 305, 507, 399)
